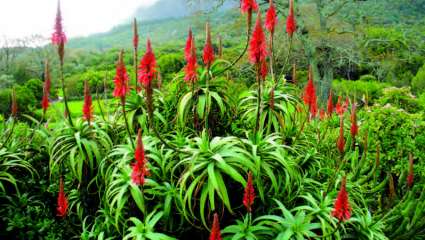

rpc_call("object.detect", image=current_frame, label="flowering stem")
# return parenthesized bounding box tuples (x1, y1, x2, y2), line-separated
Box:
(269, 34, 275, 84)
(134, 47, 138, 91)
(278, 36, 293, 83)
(191, 81, 197, 130)
(96, 90, 107, 122)
(255, 64, 262, 134)
(60, 64, 74, 127)
(145, 89, 187, 154)
(214, 34, 250, 77)
(121, 97, 135, 148)
(141, 185, 147, 222)
(325, 153, 345, 196)
(204, 66, 211, 133)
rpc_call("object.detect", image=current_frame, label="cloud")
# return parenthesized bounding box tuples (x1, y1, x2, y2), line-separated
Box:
(0, 0, 158, 39)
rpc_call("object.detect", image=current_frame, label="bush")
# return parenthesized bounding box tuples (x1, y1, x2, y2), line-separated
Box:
(359, 74, 377, 82)
(412, 63, 425, 93)
(332, 80, 389, 105)
(363, 105, 425, 177)
(0, 88, 12, 117)
(378, 87, 422, 113)
(157, 53, 184, 79)
(15, 86, 37, 115)
(24, 79, 44, 104)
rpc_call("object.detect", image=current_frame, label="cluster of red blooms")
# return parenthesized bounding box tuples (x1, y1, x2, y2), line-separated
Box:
(56, 177, 68, 218)
(51, 1, 66, 65)
(265, 1, 278, 36)
(113, 51, 130, 101)
(11, 88, 18, 118)
(336, 116, 346, 154)
(209, 213, 222, 240)
(332, 176, 351, 222)
(42, 61, 51, 115)
(133, 18, 139, 50)
(241, 0, 258, 32)
(303, 67, 318, 118)
(51, 2, 67, 46)
(131, 129, 150, 185)
(203, 23, 215, 68)
(249, 12, 268, 76)
(82, 80, 93, 123)
(335, 96, 349, 116)
(138, 39, 157, 88)
(286, 0, 296, 37)
(243, 172, 255, 212)
(184, 28, 198, 83)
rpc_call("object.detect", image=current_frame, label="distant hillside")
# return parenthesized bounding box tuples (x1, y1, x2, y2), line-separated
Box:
(133, 0, 236, 22)
(68, 0, 239, 51)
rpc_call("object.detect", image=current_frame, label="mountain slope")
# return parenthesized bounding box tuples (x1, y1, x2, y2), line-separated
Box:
(68, 0, 239, 51)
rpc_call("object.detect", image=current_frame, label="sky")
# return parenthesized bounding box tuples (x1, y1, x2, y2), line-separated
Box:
(0, 0, 159, 40)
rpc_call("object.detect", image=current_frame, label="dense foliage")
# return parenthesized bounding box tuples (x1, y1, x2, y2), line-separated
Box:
(0, 0, 424, 239)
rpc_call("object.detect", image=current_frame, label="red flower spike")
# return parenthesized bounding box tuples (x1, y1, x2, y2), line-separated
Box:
(42, 61, 51, 114)
(51, 1, 67, 46)
(407, 154, 414, 188)
(332, 176, 351, 222)
(286, 0, 296, 37)
(11, 89, 18, 118)
(113, 50, 130, 99)
(342, 97, 350, 113)
(138, 39, 157, 87)
(260, 60, 268, 79)
(131, 129, 150, 185)
(56, 177, 68, 218)
(133, 18, 139, 50)
(241, 0, 258, 13)
(44, 60, 52, 95)
(185, 28, 193, 62)
(243, 172, 255, 212)
(303, 67, 317, 118)
(83, 80, 93, 123)
(327, 91, 333, 117)
(184, 37, 198, 83)
(203, 23, 215, 68)
(265, 0, 278, 35)
(42, 89, 49, 114)
(337, 116, 346, 154)
(249, 12, 268, 65)
(320, 108, 326, 120)
(350, 104, 358, 138)
(209, 213, 222, 240)
(335, 96, 343, 115)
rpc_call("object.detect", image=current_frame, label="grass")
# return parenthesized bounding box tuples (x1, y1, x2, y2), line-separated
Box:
(36, 98, 118, 122)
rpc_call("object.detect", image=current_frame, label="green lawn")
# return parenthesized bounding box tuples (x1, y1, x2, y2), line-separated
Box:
(37, 98, 117, 122)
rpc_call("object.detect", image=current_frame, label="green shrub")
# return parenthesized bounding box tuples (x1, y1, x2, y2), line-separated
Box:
(332, 80, 389, 104)
(157, 53, 184, 79)
(363, 105, 425, 177)
(359, 74, 377, 82)
(15, 86, 37, 115)
(0, 88, 12, 117)
(0, 86, 38, 116)
(378, 87, 422, 113)
(24, 79, 44, 103)
(412, 63, 425, 93)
